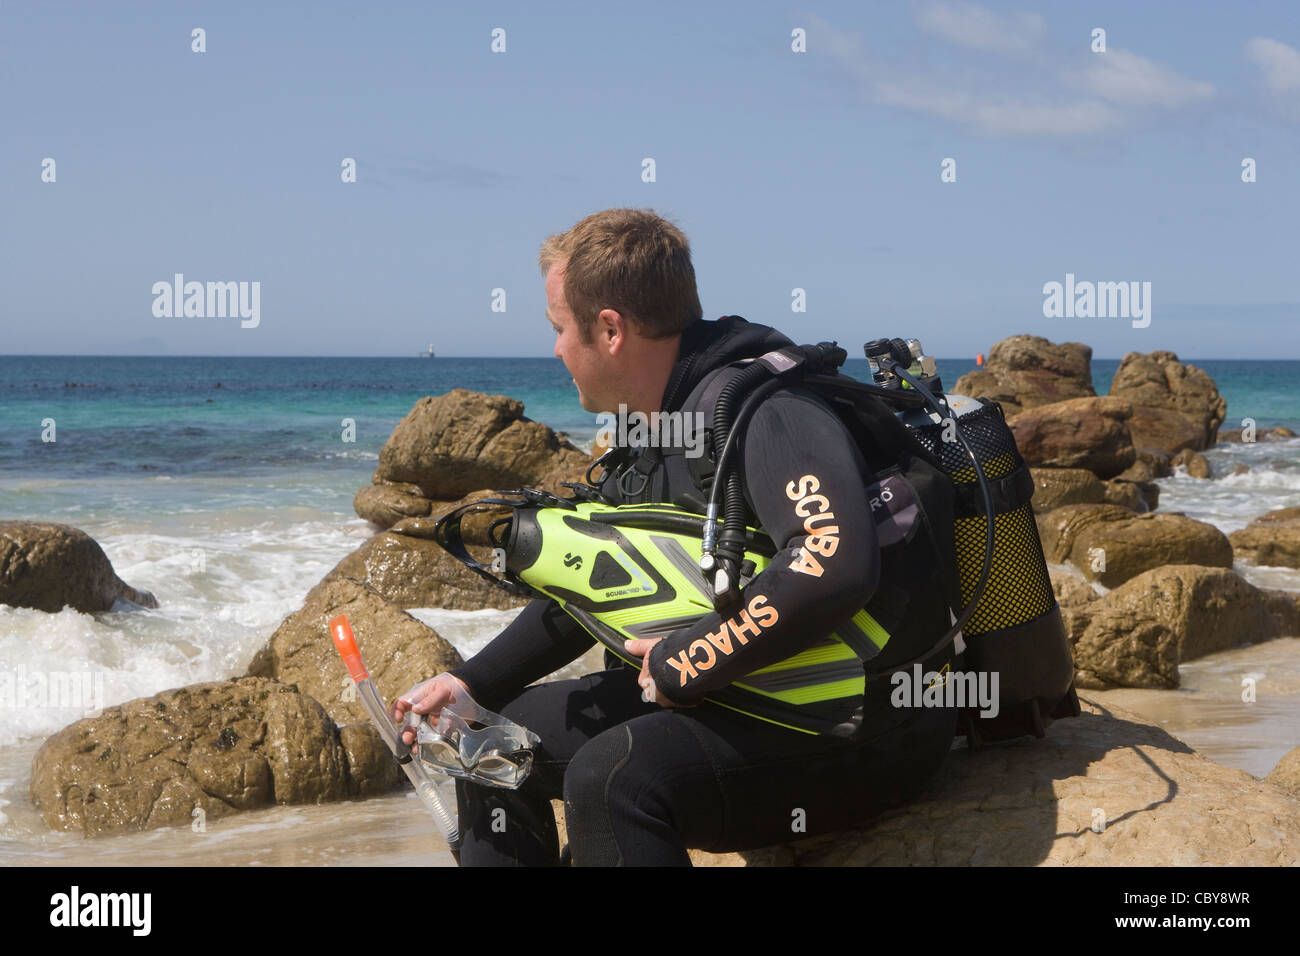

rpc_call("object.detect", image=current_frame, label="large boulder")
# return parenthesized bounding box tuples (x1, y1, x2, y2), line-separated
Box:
(1068, 565, 1300, 689)
(553, 700, 1300, 865)
(1007, 397, 1136, 478)
(953, 336, 1095, 417)
(1108, 350, 1226, 453)
(1229, 507, 1300, 569)
(1036, 504, 1232, 587)
(1028, 468, 1105, 513)
(354, 390, 593, 529)
(29, 677, 402, 837)
(321, 512, 528, 613)
(0, 521, 158, 612)
(246, 576, 464, 726)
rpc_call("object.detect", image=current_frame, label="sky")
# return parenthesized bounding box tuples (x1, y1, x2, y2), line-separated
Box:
(2, 0, 1299, 359)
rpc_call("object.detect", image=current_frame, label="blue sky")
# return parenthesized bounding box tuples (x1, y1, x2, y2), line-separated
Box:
(3, 0, 1298, 358)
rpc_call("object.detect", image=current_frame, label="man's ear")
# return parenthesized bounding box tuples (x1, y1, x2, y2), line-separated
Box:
(599, 308, 626, 354)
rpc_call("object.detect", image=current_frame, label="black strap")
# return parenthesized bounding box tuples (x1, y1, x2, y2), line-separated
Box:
(951, 464, 1034, 518)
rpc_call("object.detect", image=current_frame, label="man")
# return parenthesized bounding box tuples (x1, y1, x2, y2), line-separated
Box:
(395, 208, 957, 866)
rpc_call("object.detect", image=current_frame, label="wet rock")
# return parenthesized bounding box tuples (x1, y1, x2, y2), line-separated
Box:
(322, 520, 528, 612)
(1170, 448, 1211, 479)
(1133, 447, 1172, 478)
(1069, 565, 1300, 689)
(1108, 351, 1226, 453)
(953, 336, 1095, 418)
(1229, 507, 1300, 569)
(1218, 425, 1296, 444)
(1036, 504, 1232, 587)
(0, 521, 158, 613)
(1007, 397, 1136, 478)
(1028, 468, 1105, 513)
(29, 677, 400, 837)
(555, 700, 1300, 865)
(246, 576, 465, 726)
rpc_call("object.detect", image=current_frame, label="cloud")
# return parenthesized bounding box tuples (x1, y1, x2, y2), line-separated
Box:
(873, 80, 1122, 137)
(1071, 49, 1215, 107)
(1246, 37, 1300, 93)
(914, 0, 1045, 55)
(811, 11, 1214, 139)
(386, 157, 514, 189)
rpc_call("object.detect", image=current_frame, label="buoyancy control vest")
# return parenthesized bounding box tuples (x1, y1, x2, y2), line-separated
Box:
(586, 320, 1079, 745)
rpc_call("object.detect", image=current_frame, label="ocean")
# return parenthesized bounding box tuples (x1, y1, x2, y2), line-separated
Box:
(2, 354, 1298, 864)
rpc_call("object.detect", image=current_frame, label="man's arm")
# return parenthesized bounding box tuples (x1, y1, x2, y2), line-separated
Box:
(449, 597, 596, 711)
(646, 386, 879, 704)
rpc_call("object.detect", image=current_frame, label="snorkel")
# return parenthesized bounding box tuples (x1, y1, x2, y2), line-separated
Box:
(329, 614, 462, 855)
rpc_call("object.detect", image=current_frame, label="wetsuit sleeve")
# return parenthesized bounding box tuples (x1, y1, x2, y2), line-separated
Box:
(646, 387, 880, 705)
(448, 598, 595, 712)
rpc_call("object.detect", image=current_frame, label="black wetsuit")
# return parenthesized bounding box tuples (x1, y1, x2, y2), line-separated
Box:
(449, 317, 957, 866)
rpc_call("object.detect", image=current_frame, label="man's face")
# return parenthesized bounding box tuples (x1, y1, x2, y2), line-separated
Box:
(546, 262, 615, 413)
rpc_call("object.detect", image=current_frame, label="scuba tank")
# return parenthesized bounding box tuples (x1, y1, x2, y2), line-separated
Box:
(862, 339, 1080, 745)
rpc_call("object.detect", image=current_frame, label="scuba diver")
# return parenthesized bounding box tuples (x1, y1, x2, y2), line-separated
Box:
(392, 208, 1075, 866)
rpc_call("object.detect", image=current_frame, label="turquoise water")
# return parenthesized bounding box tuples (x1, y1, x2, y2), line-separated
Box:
(3, 356, 1296, 481)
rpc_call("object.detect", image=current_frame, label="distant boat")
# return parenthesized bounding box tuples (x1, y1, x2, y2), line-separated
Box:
(420, 344, 436, 358)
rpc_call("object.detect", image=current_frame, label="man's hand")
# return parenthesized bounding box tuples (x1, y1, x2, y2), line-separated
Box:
(623, 638, 681, 708)
(392, 673, 470, 746)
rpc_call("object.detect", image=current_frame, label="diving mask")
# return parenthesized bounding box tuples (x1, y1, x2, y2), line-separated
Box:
(401, 679, 541, 790)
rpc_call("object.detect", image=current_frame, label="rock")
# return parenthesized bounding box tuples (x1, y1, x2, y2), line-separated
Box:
(1049, 568, 1100, 645)
(1170, 448, 1211, 479)
(1036, 504, 1232, 587)
(1134, 481, 1160, 512)
(1028, 468, 1105, 513)
(1266, 747, 1300, 798)
(371, 390, 591, 501)
(1108, 350, 1226, 452)
(1069, 566, 1300, 689)
(953, 336, 1095, 417)
(1218, 425, 1296, 444)
(1007, 397, 1135, 478)
(28, 677, 401, 837)
(1101, 480, 1142, 511)
(1133, 447, 1172, 478)
(1229, 507, 1300, 569)
(353, 482, 433, 527)
(246, 576, 464, 726)
(1232, 464, 1250, 476)
(322, 522, 528, 612)
(0, 521, 158, 613)
(555, 700, 1300, 865)
(1114, 459, 1152, 483)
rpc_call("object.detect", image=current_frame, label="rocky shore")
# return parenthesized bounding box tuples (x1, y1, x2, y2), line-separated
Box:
(13, 337, 1300, 863)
